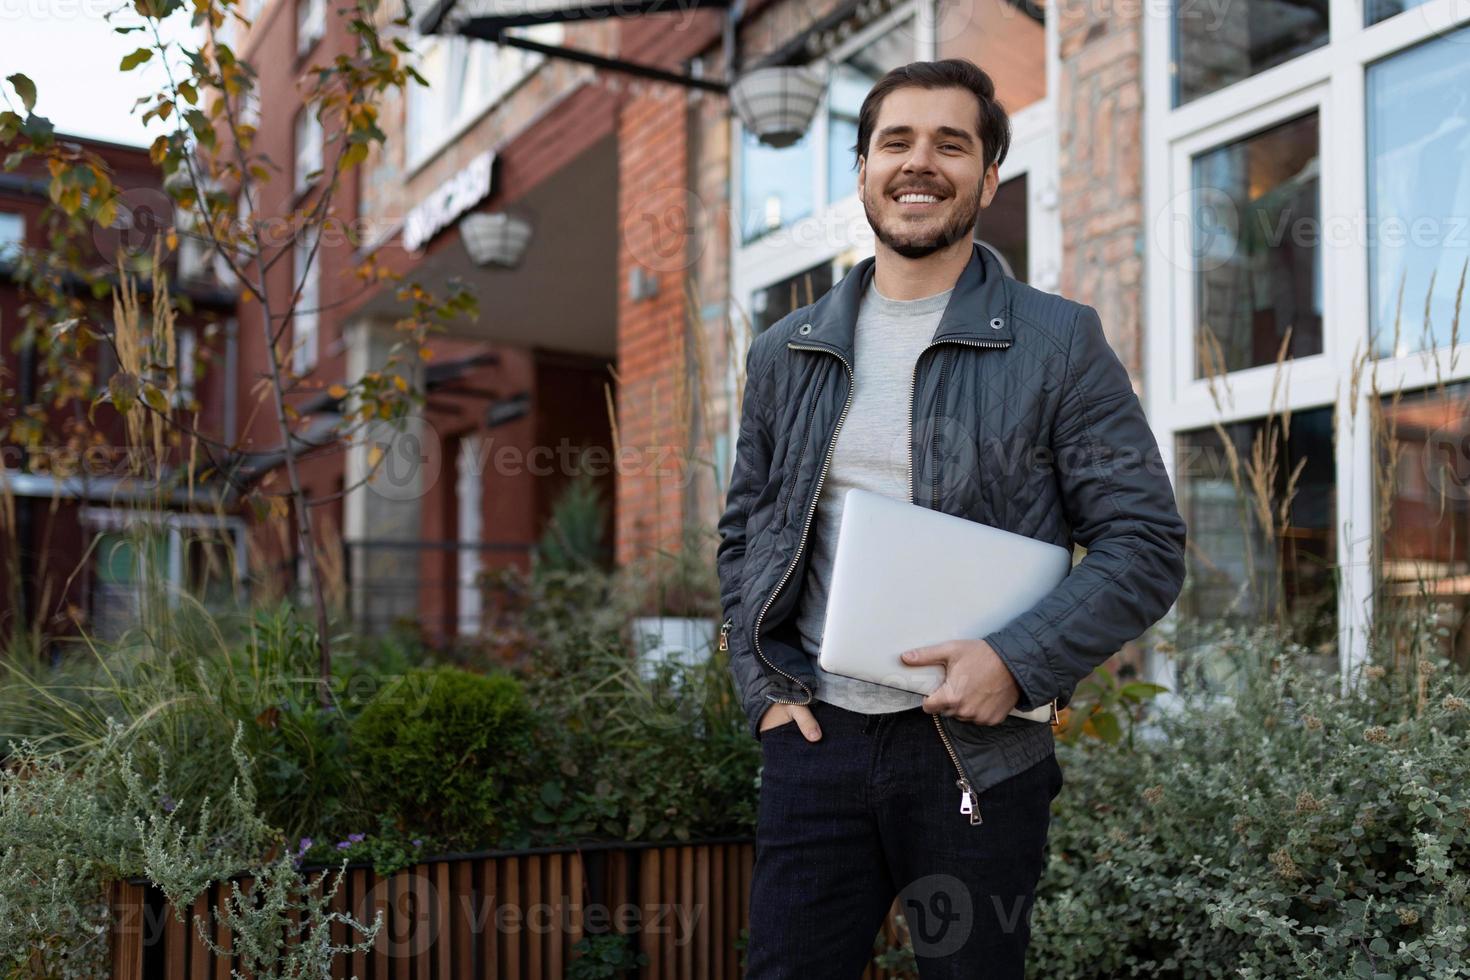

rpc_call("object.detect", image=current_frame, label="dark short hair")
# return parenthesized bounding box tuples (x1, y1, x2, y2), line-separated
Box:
(852, 58, 1012, 175)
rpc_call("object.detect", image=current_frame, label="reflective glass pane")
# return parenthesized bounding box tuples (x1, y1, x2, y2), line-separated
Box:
(828, 16, 915, 204)
(740, 126, 815, 245)
(1172, 0, 1329, 106)
(1176, 406, 1337, 648)
(752, 262, 834, 335)
(977, 173, 1027, 283)
(1377, 382, 1470, 670)
(1365, 26, 1470, 358)
(1192, 112, 1323, 377)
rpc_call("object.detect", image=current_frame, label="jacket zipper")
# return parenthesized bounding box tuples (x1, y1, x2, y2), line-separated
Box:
(909, 335, 1012, 826)
(747, 340, 855, 707)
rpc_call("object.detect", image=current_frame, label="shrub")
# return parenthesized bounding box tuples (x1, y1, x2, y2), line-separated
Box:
(1028, 626, 1470, 979)
(350, 666, 531, 847)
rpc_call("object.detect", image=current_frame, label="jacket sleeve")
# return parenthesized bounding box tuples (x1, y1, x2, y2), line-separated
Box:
(982, 304, 1187, 712)
(716, 335, 814, 739)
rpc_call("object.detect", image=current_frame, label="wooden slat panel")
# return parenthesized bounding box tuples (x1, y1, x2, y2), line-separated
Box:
(452, 860, 472, 979)
(639, 848, 661, 979)
(694, 846, 710, 980)
(189, 888, 212, 979)
(479, 859, 499, 980)
(369, 870, 391, 980)
(349, 868, 369, 980)
(525, 855, 541, 980)
(501, 858, 520, 980)
(565, 851, 584, 956)
(110, 880, 144, 980)
(546, 852, 563, 980)
(214, 880, 234, 980)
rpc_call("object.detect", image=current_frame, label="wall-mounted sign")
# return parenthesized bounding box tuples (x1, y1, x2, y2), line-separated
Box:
(403, 150, 496, 253)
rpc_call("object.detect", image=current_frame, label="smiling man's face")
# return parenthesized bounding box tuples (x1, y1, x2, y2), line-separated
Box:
(857, 85, 998, 260)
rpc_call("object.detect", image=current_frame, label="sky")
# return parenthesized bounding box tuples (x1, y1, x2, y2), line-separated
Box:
(0, 4, 199, 147)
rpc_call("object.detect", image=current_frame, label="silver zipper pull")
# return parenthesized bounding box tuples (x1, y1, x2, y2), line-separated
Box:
(719, 617, 733, 652)
(956, 778, 982, 825)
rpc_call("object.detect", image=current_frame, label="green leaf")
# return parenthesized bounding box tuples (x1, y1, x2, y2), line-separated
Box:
(6, 73, 36, 113)
(1120, 682, 1168, 701)
(1091, 710, 1122, 744)
(142, 383, 170, 414)
(119, 48, 154, 71)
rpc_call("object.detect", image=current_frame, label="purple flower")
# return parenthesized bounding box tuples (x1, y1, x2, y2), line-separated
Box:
(295, 837, 313, 855)
(337, 841, 351, 850)
(347, 833, 365, 843)
(412, 839, 422, 848)
(159, 793, 176, 813)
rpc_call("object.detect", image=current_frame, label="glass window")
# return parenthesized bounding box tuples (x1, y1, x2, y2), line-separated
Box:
(1171, 0, 1329, 106)
(1365, 0, 1439, 27)
(752, 261, 834, 336)
(826, 16, 916, 205)
(292, 227, 320, 375)
(976, 173, 1027, 282)
(1192, 112, 1322, 377)
(1175, 406, 1337, 648)
(740, 125, 815, 245)
(294, 109, 322, 197)
(1365, 26, 1470, 359)
(1377, 382, 1470, 669)
(0, 211, 22, 263)
(297, 0, 325, 55)
(405, 27, 561, 169)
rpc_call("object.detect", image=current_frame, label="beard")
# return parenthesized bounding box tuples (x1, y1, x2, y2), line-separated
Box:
(862, 178, 982, 259)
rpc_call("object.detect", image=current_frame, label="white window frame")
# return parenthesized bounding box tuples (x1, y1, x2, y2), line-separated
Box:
(294, 108, 323, 197)
(1142, 0, 1470, 690)
(292, 226, 320, 375)
(80, 506, 249, 607)
(456, 434, 485, 637)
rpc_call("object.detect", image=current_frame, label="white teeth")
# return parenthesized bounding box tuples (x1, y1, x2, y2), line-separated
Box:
(897, 193, 941, 204)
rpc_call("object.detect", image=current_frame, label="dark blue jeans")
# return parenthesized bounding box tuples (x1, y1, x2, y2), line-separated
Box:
(745, 699, 1063, 979)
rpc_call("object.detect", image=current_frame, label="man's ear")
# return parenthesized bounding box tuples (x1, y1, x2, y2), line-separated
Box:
(857, 155, 866, 203)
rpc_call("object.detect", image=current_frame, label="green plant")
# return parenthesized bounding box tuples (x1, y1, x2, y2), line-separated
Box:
(0, 721, 274, 978)
(531, 468, 612, 575)
(349, 666, 531, 847)
(1028, 623, 1470, 979)
(194, 853, 380, 980)
(567, 932, 648, 979)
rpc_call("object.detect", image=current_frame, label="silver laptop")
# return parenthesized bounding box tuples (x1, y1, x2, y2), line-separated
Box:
(818, 488, 1073, 723)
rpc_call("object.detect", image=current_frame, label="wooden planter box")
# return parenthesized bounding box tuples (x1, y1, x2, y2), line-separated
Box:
(108, 837, 911, 979)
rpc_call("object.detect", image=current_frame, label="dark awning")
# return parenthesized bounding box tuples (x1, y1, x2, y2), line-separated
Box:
(417, 0, 732, 37)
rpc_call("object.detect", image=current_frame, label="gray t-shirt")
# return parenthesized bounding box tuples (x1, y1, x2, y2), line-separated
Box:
(794, 277, 955, 713)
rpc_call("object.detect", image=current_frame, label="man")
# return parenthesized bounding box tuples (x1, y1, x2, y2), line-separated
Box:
(715, 59, 1187, 978)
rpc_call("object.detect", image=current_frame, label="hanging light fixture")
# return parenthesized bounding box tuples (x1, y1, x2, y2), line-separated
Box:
(458, 211, 533, 268)
(728, 65, 825, 149)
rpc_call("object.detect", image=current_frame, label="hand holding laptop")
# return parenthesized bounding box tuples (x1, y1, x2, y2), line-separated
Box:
(899, 638, 1029, 727)
(816, 489, 1071, 725)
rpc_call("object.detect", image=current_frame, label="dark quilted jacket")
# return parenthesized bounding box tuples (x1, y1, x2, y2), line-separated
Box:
(715, 241, 1187, 819)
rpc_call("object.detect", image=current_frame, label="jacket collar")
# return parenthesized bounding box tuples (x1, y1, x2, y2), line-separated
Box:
(786, 241, 1015, 359)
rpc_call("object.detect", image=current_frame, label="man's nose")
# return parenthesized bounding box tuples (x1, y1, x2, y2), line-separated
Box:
(902, 142, 938, 173)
